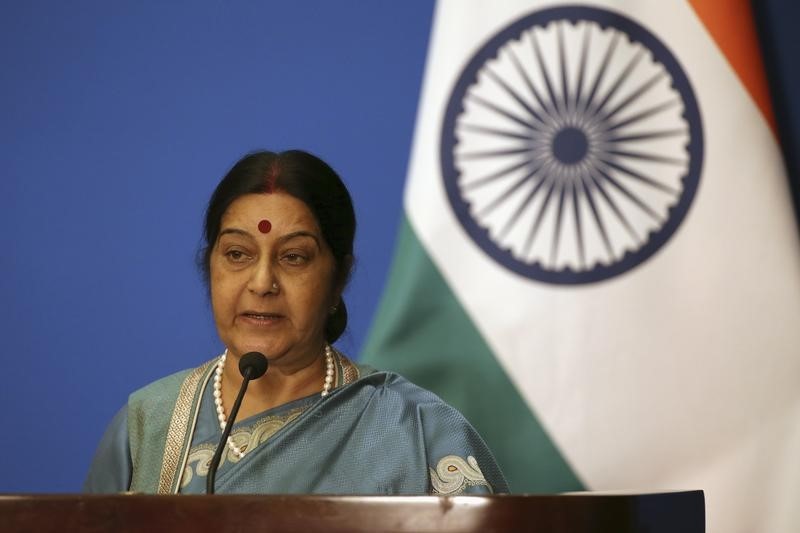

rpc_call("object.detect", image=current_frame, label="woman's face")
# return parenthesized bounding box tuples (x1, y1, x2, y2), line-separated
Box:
(210, 192, 338, 367)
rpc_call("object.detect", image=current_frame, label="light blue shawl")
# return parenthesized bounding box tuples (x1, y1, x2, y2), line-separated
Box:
(84, 353, 508, 495)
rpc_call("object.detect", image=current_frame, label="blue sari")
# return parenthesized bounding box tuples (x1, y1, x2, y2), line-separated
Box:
(84, 351, 508, 495)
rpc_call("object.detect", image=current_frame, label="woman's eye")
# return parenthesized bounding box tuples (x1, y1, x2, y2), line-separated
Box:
(282, 253, 308, 266)
(225, 250, 251, 263)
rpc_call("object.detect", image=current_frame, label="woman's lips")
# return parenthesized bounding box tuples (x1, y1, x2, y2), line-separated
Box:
(239, 312, 284, 326)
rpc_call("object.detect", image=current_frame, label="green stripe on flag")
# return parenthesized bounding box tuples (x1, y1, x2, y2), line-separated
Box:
(361, 217, 584, 493)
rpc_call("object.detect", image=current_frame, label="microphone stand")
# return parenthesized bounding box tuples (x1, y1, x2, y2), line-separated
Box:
(206, 353, 267, 494)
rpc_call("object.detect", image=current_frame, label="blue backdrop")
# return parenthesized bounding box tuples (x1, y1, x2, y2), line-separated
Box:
(2, 1, 797, 494)
(0, 1, 433, 492)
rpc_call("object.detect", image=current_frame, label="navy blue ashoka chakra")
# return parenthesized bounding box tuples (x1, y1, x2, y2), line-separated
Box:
(441, 6, 703, 284)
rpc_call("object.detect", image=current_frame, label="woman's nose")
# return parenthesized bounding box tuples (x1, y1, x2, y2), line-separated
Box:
(247, 260, 278, 296)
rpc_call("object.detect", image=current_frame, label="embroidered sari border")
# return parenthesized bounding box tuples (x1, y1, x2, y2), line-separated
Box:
(333, 348, 360, 386)
(158, 359, 216, 494)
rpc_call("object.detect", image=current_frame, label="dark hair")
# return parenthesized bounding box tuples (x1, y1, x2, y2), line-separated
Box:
(199, 150, 356, 343)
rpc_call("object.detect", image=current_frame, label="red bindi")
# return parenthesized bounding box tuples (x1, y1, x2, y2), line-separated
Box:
(258, 219, 272, 234)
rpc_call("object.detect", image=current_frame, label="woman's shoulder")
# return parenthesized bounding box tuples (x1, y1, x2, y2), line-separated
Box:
(346, 365, 467, 418)
(340, 364, 510, 494)
(336, 351, 441, 404)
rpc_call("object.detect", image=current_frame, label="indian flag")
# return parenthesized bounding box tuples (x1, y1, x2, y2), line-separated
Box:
(362, 1, 800, 532)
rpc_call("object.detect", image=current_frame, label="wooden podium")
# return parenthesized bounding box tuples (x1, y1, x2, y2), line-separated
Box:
(0, 491, 704, 532)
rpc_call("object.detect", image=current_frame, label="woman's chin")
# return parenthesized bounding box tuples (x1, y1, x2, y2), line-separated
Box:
(228, 340, 283, 358)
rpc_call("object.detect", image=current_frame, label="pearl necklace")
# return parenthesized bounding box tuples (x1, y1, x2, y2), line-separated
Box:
(213, 345, 335, 459)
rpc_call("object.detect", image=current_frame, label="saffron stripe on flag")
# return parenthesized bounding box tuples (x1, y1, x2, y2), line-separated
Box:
(688, 0, 775, 130)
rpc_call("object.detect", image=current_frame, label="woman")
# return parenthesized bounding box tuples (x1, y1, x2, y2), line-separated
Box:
(84, 150, 508, 495)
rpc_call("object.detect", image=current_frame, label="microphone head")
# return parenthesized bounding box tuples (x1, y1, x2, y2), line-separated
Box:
(239, 352, 269, 379)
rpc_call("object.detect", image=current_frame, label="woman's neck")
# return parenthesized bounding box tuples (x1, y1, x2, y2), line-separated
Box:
(220, 348, 327, 419)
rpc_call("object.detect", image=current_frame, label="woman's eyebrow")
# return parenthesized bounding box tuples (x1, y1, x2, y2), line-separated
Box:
(218, 228, 253, 239)
(278, 231, 320, 247)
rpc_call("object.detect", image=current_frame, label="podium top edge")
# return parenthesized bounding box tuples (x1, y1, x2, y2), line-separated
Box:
(0, 490, 704, 501)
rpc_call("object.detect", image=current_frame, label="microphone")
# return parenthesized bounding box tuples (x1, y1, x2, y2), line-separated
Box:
(206, 351, 268, 494)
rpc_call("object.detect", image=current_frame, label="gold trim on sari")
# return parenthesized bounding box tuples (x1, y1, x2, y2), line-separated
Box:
(157, 359, 215, 494)
(333, 348, 360, 386)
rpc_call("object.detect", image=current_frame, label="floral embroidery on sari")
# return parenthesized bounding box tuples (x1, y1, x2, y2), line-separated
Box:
(429, 455, 492, 495)
(181, 406, 307, 488)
